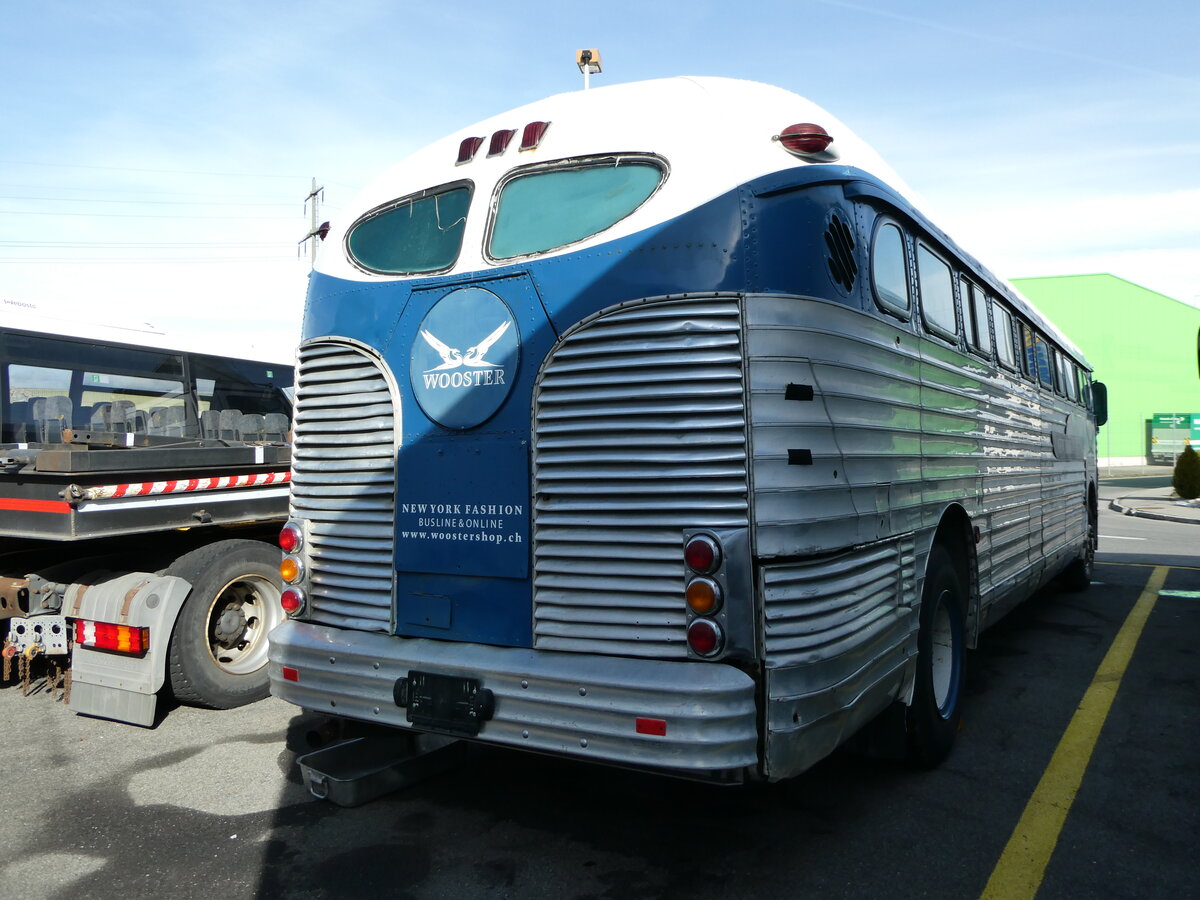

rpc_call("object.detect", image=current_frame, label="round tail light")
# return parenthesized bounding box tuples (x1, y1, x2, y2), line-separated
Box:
(281, 587, 306, 616)
(687, 619, 724, 657)
(684, 535, 721, 574)
(279, 521, 303, 553)
(686, 577, 723, 615)
(280, 555, 304, 584)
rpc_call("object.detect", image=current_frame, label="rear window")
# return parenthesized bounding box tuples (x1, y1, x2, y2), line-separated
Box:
(489, 156, 664, 259)
(346, 182, 471, 274)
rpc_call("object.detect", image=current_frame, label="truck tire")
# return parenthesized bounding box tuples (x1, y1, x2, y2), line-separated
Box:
(164, 539, 284, 709)
(905, 544, 966, 767)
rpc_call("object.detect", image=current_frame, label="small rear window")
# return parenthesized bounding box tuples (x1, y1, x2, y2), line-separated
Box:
(489, 156, 664, 259)
(346, 182, 471, 275)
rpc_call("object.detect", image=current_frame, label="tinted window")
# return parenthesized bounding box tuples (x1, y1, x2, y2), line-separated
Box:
(347, 184, 471, 274)
(490, 158, 663, 259)
(872, 223, 910, 313)
(917, 244, 956, 336)
(192, 354, 293, 417)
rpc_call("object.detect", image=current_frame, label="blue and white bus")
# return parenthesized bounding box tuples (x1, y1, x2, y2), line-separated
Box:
(269, 77, 1105, 781)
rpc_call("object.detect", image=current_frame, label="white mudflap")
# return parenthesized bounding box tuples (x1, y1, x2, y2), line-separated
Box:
(68, 572, 192, 727)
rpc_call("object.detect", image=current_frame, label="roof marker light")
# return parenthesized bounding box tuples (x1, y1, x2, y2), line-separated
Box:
(774, 123, 834, 157)
(520, 121, 550, 151)
(489, 129, 516, 156)
(457, 136, 484, 165)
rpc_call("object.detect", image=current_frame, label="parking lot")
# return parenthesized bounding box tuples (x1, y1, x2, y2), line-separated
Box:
(2, 485, 1196, 900)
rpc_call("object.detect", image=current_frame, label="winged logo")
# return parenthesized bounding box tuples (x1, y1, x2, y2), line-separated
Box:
(420, 321, 511, 372)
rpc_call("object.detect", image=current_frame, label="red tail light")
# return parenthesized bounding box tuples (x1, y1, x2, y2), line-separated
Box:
(684, 535, 721, 574)
(687, 619, 724, 657)
(279, 521, 303, 553)
(75, 620, 149, 655)
(281, 588, 306, 616)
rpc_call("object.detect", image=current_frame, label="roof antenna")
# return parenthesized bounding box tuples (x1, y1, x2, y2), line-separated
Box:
(576, 49, 602, 90)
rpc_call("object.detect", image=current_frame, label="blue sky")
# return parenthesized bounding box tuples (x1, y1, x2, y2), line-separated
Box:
(2, 0, 1197, 359)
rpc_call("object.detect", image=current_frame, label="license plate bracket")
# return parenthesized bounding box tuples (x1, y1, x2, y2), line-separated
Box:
(394, 669, 495, 736)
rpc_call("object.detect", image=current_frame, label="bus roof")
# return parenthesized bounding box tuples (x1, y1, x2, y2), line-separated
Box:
(320, 76, 1088, 368)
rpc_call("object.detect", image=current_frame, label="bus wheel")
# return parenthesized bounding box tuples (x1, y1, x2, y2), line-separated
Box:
(1059, 507, 1096, 593)
(906, 545, 966, 767)
(165, 540, 284, 709)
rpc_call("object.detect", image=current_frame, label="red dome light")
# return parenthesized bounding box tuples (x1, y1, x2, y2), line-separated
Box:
(776, 123, 834, 156)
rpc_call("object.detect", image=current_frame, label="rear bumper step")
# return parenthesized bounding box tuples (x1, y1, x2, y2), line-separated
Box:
(269, 619, 759, 775)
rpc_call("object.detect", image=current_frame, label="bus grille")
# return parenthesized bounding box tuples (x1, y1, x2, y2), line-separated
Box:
(291, 341, 396, 632)
(532, 296, 749, 658)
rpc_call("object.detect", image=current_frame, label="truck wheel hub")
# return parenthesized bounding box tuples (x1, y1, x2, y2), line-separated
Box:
(213, 603, 247, 648)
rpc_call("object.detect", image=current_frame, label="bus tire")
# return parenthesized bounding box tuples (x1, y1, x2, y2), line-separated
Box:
(905, 545, 966, 767)
(1059, 506, 1096, 593)
(165, 539, 284, 709)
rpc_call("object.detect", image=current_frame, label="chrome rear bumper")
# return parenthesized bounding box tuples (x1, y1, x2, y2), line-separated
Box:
(269, 619, 759, 775)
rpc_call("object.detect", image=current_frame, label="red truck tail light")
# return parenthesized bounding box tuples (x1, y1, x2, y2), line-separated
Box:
(75, 620, 149, 655)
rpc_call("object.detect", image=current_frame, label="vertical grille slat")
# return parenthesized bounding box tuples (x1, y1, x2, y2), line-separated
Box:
(532, 297, 749, 658)
(292, 342, 396, 631)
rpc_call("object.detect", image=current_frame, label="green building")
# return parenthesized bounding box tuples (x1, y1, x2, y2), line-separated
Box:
(1012, 274, 1200, 467)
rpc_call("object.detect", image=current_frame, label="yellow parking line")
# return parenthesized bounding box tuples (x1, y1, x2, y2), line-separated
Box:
(980, 565, 1169, 900)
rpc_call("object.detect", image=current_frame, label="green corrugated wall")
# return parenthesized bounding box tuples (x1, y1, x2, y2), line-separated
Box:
(1012, 274, 1200, 465)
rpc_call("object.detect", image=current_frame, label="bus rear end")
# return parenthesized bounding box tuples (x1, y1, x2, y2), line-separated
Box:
(269, 77, 921, 781)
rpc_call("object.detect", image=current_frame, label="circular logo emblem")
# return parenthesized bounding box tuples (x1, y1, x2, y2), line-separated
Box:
(409, 287, 520, 429)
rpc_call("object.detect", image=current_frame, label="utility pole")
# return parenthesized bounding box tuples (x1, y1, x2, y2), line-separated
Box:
(298, 177, 327, 267)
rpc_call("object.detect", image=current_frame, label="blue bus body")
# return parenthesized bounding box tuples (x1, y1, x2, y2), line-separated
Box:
(270, 77, 1100, 781)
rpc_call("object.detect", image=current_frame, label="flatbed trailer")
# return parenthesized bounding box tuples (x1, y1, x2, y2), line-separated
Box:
(1, 316, 294, 725)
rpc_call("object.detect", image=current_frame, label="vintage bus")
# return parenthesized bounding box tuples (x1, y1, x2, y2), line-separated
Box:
(269, 77, 1106, 781)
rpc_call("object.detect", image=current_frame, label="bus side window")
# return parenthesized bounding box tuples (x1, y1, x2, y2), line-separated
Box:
(916, 243, 957, 340)
(1063, 358, 1080, 403)
(1031, 333, 1053, 389)
(962, 279, 993, 357)
(993, 303, 1016, 370)
(871, 222, 911, 316)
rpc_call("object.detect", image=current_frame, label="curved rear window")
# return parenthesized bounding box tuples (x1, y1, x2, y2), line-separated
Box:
(346, 183, 471, 274)
(488, 157, 664, 259)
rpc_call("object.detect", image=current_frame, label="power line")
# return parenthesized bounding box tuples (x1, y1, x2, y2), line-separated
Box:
(1, 210, 299, 220)
(0, 195, 298, 207)
(0, 160, 309, 179)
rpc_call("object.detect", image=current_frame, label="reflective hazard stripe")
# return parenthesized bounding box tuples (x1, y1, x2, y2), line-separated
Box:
(78, 471, 291, 501)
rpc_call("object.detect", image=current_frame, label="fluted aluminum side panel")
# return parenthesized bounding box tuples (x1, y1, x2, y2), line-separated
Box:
(291, 341, 396, 632)
(743, 294, 1090, 622)
(532, 296, 749, 659)
(761, 536, 918, 674)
